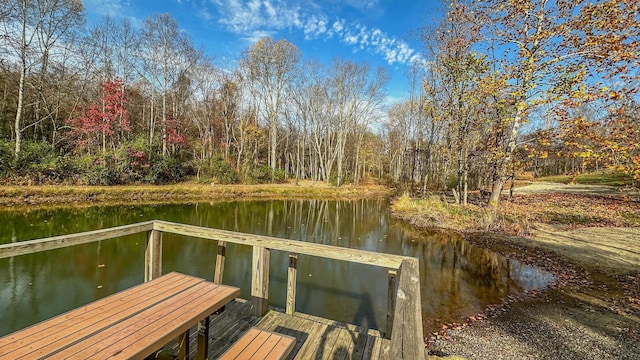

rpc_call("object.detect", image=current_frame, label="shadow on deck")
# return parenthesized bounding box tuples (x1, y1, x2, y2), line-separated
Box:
(158, 299, 390, 360)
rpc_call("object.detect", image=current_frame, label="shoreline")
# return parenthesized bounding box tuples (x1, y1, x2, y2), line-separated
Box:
(0, 182, 392, 208)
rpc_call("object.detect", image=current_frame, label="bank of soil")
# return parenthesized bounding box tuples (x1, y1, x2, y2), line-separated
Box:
(423, 183, 640, 359)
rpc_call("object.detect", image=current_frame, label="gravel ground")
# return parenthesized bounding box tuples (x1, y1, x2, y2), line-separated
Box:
(428, 288, 639, 360)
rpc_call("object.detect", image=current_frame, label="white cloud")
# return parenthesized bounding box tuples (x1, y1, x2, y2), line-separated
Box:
(199, 7, 214, 21)
(263, 0, 277, 18)
(208, 0, 417, 65)
(328, 0, 380, 12)
(212, 0, 300, 34)
(331, 20, 344, 34)
(242, 30, 276, 44)
(303, 15, 328, 39)
(84, 0, 128, 17)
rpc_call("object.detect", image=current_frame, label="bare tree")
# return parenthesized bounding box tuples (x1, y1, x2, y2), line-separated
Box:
(1, 0, 83, 158)
(329, 59, 387, 186)
(241, 38, 300, 176)
(138, 13, 199, 156)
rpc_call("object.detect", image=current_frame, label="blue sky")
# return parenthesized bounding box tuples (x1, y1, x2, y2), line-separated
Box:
(83, 0, 444, 103)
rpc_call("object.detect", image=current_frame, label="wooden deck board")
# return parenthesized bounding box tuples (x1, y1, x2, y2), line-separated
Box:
(164, 299, 391, 360)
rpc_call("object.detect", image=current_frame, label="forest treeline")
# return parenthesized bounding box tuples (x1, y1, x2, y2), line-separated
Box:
(0, 0, 638, 207)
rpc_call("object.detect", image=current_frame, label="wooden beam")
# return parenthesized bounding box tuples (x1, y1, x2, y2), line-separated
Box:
(251, 246, 270, 316)
(386, 269, 397, 339)
(213, 241, 226, 284)
(153, 220, 408, 268)
(197, 316, 210, 360)
(389, 258, 424, 359)
(0, 221, 154, 259)
(144, 229, 162, 282)
(286, 253, 298, 315)
(177, 329, 189, 360)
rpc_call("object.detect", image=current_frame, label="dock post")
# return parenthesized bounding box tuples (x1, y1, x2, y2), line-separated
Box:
(286, 253, 298, 315)
(386, 269, 397, 338)
(214, 241, 226, 284)
(251, 246, 270, 316)
(145, 229, 162, 282)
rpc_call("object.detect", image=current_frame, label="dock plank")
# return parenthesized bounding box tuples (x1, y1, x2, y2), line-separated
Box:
(173, 300, 390, 360)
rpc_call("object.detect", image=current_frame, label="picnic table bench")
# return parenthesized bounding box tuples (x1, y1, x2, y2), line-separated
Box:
(0, 272, 239, 360)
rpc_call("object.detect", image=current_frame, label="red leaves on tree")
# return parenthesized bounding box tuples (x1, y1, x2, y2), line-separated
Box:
(70, 78, 130, 147)
(165, 110, 187, 147)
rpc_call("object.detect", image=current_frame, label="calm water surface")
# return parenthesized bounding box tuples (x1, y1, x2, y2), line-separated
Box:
(0, 199, 553, 336)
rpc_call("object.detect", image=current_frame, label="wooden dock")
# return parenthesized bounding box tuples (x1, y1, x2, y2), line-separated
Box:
(161, 298, 391, 359)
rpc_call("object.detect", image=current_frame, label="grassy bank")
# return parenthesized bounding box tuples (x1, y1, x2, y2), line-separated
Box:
(391, 195, 529, 235)
(391, 188, 640, 236)
(536, 170, 633, 187)
(0, 180, 392, 207)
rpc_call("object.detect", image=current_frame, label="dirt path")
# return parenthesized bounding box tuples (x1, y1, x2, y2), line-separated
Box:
(512, 182, 624, 195)
(530, 225, 640, 274)
(510, 182, 639, 274)
(428, 182, 640, 360)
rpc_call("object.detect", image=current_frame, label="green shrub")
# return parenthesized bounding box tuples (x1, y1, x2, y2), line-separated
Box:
(242, 164, 285, 184)
(9, 140, 64, 183)
(113, 137, 150, 183)
(145, 156, 191, 184)
(70, 154, 117, 185)
(0, 138, 13, 179)
(200, 157, 239, 184)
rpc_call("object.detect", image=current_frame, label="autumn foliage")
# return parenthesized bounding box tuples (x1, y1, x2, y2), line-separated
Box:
(69, 78, 130, 153)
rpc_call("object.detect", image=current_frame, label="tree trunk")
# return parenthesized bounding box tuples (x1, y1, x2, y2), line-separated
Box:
(269, 109, 277, 181)
(149, 96, 155, 146)
(161, 90, 167, 156)
(463, 170, 468, 206)
(14, 65, 25, 159)
(488, 112, 522, 207)
(14, 0, 28, 159)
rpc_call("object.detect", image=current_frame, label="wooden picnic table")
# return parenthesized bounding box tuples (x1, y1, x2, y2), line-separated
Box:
(0, 272, 240, 360)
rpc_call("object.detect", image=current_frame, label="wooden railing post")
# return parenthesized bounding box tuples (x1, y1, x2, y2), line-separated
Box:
(251, 246, 270, 316)
(390, 259, 424, 359)
(145, 229, 162, 282)
(286, 253, 298, 315)
(385, 269, 397, 339)
(213, 241, 226, 284)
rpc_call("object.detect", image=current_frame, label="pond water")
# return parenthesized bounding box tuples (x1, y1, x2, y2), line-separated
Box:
(0, 199, 554, 337)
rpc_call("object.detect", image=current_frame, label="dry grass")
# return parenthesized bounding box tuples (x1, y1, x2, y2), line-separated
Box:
(390, 194, 524, 234)
(391, 189, 640, 236)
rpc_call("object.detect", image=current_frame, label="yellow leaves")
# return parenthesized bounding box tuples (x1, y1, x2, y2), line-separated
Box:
(609, 91, 623, 100)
